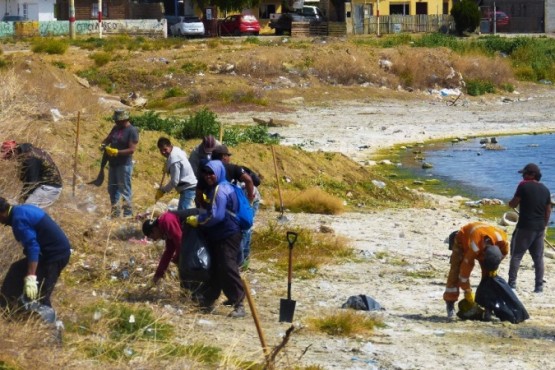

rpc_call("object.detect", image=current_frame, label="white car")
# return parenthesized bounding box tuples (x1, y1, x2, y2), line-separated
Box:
(170, 16, 205, 37)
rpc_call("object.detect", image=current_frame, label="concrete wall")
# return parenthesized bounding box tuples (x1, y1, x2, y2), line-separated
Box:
(0, 19, 167, 37)
(546, 0, 555, 33)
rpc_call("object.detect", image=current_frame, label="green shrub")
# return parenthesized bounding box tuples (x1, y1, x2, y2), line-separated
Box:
(500, 82, 515, 92)
(175, 107, 220, 140)
(451, 0, 480, 36)
(31, 38, 69, 54)
(0, 58, 9, 69)
(163, 87, 185, 98)
(51, 60, 67, 69)
(90, 51, 111, 67)
(466, 79, 496, 96)
(181, 61, 207, 74)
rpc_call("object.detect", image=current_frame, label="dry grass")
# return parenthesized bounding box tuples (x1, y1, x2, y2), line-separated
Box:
(306, 309, 385, 337)
(281, 187, 344, 215)
(452, 53, 514, 87)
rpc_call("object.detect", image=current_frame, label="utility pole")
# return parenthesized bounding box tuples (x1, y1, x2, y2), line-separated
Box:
(377, 0, 380, 36)
(69, 0, 75, 39)
(98, 0, 103, 38)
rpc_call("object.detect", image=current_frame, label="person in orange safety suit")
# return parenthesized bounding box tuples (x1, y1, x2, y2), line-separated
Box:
(443, 222, 509, 319)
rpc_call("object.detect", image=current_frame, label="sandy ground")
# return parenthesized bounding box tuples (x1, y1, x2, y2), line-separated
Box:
(209, 87, 555, 369)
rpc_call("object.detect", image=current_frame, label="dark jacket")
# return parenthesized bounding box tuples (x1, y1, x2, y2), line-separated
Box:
(7, 204, 71, 263)
(16, 143, 62, 200)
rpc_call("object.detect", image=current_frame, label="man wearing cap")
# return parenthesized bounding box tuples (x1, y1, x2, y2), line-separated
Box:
(0, 197, 71, 313)
(443, 222, 509, 319)
(508, 163, 551, 293)
(100, 109, 139, 218)
(211, 144, 259, 268)
(1, 141, 63, 208)
(188, 135, 220, 178)
(155, 137, 197, 210)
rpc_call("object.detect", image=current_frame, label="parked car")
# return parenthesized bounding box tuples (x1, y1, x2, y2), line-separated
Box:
(218, 14, 260, 36)
(164, 15, 181, 36)
(485, 10, 510, 27)
(2, 15, 26, 22)
(170, 16, 205, 37)
(269, 5, 325, 35)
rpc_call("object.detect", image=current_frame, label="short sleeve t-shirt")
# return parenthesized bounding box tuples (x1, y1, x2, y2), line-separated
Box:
(107, 124, 139, 166)
(514, 180, 551, 230)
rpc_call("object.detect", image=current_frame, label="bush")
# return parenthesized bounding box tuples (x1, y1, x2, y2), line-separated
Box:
(451, 0, 480, 36)
(466, 79, 496, 96)
(175, 107, 220, 140)
(31, 38, 68, 55)
(90, 51, 111, 67)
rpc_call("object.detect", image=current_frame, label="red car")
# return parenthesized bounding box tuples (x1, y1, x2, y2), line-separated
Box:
(219, 14, 260, 36)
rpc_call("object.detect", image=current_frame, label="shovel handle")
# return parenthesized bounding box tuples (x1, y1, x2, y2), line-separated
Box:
(287, 231, 298, 247)
(286, 231, 297, 299)
(150, 168, 166, 219)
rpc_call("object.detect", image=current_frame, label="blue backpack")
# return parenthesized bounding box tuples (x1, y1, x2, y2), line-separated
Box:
(227, 183, 254, 230)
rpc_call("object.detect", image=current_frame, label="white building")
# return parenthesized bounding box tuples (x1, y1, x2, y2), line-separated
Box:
(2, 0, 57, 21)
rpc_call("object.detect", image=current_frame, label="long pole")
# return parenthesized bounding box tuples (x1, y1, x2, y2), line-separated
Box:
(69, 0, 76, 39)
(376, 0, 380, 37)
(72, 111, 81, 197)
(271, 145, 285, 218)
(98, 0, 103, 39)
(241, 277, 271, 361)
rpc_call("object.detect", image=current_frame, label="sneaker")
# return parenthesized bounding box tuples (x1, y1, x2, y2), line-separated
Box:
(534, 285, 543, 293)
(508, 281, 516, 289)
(198, 300, 216, 314)
(446, 301, 455, 320)
(483, 309, 493, 322)
(229, 304, 246, 318)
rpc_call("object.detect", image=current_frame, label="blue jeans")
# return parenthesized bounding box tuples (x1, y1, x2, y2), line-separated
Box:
(178, 188, 196, 210)
(238, 198, 260, 265)
(108, 163, 133, 217)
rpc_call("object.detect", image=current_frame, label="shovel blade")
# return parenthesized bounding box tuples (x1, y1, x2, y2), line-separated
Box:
(279, 298, 296, 323)
(87, 170, 105, 187)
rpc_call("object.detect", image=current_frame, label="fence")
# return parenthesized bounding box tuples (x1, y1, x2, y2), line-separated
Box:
(355, 15, 454, 35)
(291, 21, 346, 37)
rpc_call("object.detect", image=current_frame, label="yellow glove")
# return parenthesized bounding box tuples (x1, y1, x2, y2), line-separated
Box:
(489, 269, 498, 277)
(105, 146, 118, 157)
(155, 189, 164, 202)
(186, 216, 198, 228)
(24, 275, 38, 300)
(464, 290, 475, 304)
(99, 143, 107, 152)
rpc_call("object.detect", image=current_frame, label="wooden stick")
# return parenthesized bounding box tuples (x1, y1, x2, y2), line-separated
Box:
(219, 122, 224, 143)
(72, 111, 81, 197)
(271, 145, 284, 217)
(150, 169, 166, 219)
(241, 277, 271, 364)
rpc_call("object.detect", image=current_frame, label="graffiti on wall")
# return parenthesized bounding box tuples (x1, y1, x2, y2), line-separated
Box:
(0, 19, 166, 38)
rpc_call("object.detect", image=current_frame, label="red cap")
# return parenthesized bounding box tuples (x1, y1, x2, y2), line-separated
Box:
(1, 140, 17, 159)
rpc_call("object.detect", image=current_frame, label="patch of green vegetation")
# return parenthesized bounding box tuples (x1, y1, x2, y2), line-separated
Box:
(0, 58, 9, 69)
(90, 51, 111, 67)
(466, 79, 496, 96)
(163, 86, 185, 98)
(181, 61, 207, 74)
(160, 342, 222, 363)
(51, 60, 67, 69)
(308, 310, 385, 337)
(31, 38, 68, 55)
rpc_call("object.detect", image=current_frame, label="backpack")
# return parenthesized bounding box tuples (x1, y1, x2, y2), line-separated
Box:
(227, 183, 254, 230)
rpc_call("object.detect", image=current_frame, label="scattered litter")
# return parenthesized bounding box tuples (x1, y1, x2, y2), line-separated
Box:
(129, 314, 135, 323)
(197, 319, 214, 326)
(439, 88, 461, 96)
(50, 108, 63, 122)
(342, 295, 384, 311)
(371, 180, 386, 189)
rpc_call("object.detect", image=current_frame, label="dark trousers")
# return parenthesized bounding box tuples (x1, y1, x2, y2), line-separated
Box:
(508, 228, 545, 288)
(201, 233, 244, 306)
(0, 256, 69, 308)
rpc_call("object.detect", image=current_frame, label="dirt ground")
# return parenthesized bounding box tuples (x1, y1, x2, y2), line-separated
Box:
(218, 87, 555, 369)
(2, 44, 555, 369)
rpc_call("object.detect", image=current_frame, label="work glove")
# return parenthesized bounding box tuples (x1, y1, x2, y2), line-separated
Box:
(99, 143, 107, 152)
(464, 290, 475, 304)
(488, 269, 498, 277)
(24, 275, 38, 300)
(186, 216, 199, 228)
(105, 146, 118, 157)
(155, 189, 164, 202)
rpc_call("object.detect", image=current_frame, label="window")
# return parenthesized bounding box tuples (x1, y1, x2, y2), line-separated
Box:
(92, 3, 108, 18)
(260, 4, 276, 19)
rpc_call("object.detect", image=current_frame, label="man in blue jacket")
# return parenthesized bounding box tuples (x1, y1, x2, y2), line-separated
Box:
(186, 160, 245, 318)
(0, 197, 71, 312)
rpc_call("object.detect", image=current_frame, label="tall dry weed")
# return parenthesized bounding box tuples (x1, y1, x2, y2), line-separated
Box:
(452, 54, 514, 86)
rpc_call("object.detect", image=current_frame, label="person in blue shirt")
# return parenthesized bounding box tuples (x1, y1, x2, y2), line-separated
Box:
(0, 197, 71, 311)
(186, 160, 245, 318)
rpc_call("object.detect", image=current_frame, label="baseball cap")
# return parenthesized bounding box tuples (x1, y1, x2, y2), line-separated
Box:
(142, 218, 158, 237)
(518, 163, 541, 175)
(483, 245, 503, 272)
(1, 140, 17, 159)
(212, 144, 231, 158)
(201, 135, 216, 154)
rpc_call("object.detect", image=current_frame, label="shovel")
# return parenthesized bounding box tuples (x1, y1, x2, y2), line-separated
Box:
(279, 231, 298, 323)
(88, 151, 108, 187)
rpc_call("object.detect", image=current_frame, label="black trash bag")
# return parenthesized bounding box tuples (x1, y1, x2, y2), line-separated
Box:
(475, 275, 529, 324)
(179, 225, 212, 283)
(342, 295, 384, 311)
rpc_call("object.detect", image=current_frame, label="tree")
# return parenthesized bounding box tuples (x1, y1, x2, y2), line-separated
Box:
(451, 0, 481, 36)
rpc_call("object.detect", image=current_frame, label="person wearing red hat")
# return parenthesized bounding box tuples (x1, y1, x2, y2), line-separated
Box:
(508, 163, 551, 293)
(1, 141, 62, 208)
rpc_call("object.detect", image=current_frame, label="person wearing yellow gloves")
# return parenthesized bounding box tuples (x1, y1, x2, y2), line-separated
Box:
(99, 109, 139, 218)
(443, 222, 509, 320)
(0, 197, 71, 317)
(155, 137, 197, 210)
(186, 160, 246, 318)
